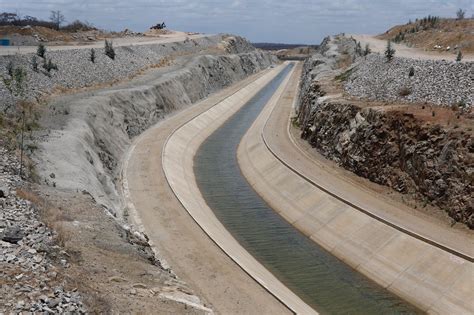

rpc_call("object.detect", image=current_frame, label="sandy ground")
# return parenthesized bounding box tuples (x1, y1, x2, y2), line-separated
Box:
(121, 68, 292, 314)
(0, 31, 207, 56)
(351, 34, 474, 62)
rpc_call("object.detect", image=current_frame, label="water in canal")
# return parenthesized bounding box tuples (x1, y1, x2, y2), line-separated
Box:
(194, 64, 421, 314)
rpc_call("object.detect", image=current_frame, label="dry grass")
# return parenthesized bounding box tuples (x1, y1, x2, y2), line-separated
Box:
(378, 18, 474, 53)
(16, 187, 72, 247)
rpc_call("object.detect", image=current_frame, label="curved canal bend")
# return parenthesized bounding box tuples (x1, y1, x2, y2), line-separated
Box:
(194, 64, 421, 314)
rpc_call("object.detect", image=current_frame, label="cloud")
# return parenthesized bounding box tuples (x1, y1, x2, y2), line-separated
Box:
(1, 0, 473, 43)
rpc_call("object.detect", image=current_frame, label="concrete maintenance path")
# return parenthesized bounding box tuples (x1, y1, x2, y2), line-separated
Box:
(237, 62, 473, 314)
(122, 64, 306, 314)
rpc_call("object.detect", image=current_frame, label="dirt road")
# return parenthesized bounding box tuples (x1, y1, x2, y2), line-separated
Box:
(0, 31, 207, 56)
(351, 34, 474, 62)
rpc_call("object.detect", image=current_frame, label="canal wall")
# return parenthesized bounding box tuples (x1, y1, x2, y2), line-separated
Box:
(237, 62, 474, 314)
(161, 63, 317, 314)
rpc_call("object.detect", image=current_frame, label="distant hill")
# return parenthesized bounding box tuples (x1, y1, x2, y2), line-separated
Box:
(378, 17, 474, 54)
(252, 42, 317, 51)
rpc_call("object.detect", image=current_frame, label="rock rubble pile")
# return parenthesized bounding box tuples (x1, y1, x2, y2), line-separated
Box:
(297, 36, 473, 228)
(0, 34, 256, 110)
(344, 54, 473, 107)
(0, 147, 86, 313)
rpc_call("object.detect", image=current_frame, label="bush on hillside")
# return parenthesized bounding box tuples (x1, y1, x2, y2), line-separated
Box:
(456, 8, 465, 20)
(104, 40, 115, 60)
(62, 20, 97, 32)
(384, 40, 395, 62)
(37, 44, 46, 58)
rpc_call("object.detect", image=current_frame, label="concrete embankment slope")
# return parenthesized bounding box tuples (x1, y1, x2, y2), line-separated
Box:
(122, 68, 293, 314)
(237, 62, 473, 314)
(160, 62, 316, 314)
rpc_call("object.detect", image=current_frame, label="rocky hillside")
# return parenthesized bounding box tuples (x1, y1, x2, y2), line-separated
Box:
(344, 55, 473, 107)
(0, 148, 86, 313)
(31, 38, 274, 217)
(297, 35, 473, 228)
(0, 35, 253, 111)
(378, 18, 474, 54)
(1, 34, 275, 312)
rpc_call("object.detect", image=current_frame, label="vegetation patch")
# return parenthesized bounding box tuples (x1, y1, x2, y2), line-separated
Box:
(335, 66, 356, 82)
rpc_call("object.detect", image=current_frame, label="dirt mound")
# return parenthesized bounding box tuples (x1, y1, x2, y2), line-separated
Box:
(143, 28, 172, 37)
(0, 26, 72, 42)
(378, 18, 474, 54)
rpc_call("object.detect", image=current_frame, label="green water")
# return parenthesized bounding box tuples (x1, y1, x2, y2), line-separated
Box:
(194, 64, 422, 314)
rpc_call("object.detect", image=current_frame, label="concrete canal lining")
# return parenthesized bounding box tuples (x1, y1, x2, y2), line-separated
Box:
(237, 62, 474, 314)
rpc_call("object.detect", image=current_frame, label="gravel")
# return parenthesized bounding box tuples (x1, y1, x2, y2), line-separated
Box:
(0, 147, 86, 313)
(344, 54, 474, 107)
(0, 34, 252, 111)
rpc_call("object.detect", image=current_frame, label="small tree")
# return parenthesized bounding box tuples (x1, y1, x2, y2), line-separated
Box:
(31, 56, 38, 72)
(37, 43, 46, 58)
(355, 41, 362, 56)
(49, 10, 65, 30)
(363, 43, 371, 56)
(456, 8, 465, 20)
(90, 48, 96, 63)
(385, 40, 395, 62)
(42, 58, 58, 73)
(6, 60, 14, 76)
(2, 64, 28, 176)
(104, 40, 115, 60)
(456, 51, 463, 62)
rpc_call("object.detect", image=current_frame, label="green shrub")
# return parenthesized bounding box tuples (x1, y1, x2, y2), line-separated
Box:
(385, 40, 395, 62)
(32, 56, 39, 72)
(104, 40, 115, 60)
(363, 43, 371, 56)
(43, 58, 58, 73)
(37, 43, 46, 58)
(6, 60, 14, 76)
(90, 48, 96, 63)
(335, 67, 355, 82)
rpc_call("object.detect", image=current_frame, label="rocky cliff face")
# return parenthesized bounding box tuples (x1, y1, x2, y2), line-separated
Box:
(300, 101, 473, 227)
(297, 36, 473, 228)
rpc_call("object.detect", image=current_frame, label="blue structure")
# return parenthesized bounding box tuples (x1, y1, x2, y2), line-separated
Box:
(0, 39, 11, 46)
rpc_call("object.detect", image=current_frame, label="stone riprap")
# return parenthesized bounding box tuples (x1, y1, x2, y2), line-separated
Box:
(0, 34, 253, 111)
(0, 148, 86, 313)
(297, 35, 473, 228)
(344, 54, 473, 107)
(30, 36, 274, 218)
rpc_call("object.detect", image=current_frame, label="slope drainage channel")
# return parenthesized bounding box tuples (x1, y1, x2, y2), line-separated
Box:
(194, 64, 421, 314)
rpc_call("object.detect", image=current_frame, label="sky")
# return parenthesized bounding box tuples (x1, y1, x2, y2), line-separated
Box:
(1, 0, 473, 44)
